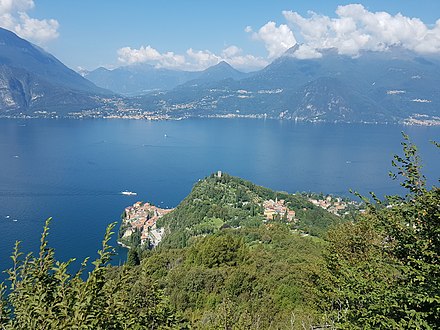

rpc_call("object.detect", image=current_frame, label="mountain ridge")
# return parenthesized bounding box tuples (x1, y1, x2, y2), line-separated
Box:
(136, 46, 440, 123)
(0, 27, 113, 115)
(1, 27, 439, 124)
(84, 60, 250, 95)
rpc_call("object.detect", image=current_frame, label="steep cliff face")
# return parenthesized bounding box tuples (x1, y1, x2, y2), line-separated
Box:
(0, 28, 111, 115)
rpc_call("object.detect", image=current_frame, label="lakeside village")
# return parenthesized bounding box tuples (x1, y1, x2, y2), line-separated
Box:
(118, 189, 359, 250)
(4, 94, 439, 126)
(118, 202, 173, 249)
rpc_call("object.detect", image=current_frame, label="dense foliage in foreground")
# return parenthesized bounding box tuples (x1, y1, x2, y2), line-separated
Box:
(322, 136, 439, 329)
(0, 222, 186, 329)
(1, 135, 438, 329)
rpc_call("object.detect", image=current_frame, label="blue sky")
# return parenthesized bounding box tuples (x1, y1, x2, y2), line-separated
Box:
(1, 1, 440, 71)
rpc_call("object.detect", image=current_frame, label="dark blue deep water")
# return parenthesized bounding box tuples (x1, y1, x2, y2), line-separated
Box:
(0, 118, 439, 277)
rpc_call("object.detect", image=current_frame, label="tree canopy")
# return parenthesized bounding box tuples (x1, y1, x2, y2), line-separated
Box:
(323, 134, 439, 329)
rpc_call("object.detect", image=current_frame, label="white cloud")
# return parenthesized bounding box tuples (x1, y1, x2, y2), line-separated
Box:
(186, 48, 221, 69)
(222, 45, 241, 58)
(117, 45, 267, 71)
(246, 21, 297, 58)
(281, 4, 440, 57)
(117, 46, 162, 64)
(293, 44, 322, 60)
(221, 46, 268, 69)
(0, 0, 59, 44)
(117, 46, 199, 69)
(157, 52, 187, 69)
(14, 12, 59, 43)
(117, 4, 440, 71)
(0, 0, 34, 14)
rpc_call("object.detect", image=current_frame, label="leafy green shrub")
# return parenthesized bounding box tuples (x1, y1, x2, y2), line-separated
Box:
(324, 134, 440, 329)
(0, 219, 186, 329)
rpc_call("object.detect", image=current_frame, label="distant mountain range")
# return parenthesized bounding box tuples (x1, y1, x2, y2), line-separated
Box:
(1, 27, 439, 124)
(84, 61, 251, 95)
(130, 47, 440, 123)
(84, 64, 198, 96)
(0, 28, 112, 116)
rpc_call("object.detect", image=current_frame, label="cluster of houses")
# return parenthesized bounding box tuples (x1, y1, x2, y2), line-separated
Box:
(119, 193, 358, 250)
(263, 199, 296, 222)
(120, 201, 173, 248)
(307, 195, 354, 216)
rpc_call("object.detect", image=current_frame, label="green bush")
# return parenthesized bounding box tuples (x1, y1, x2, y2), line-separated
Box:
(323, 134, 440, 329)
(0, 219, 186, 329)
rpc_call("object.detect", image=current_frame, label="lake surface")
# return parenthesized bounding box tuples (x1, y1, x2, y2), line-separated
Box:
(0, 118, 439, 277)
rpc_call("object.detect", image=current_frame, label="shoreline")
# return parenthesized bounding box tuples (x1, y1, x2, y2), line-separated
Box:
(1, 115, 439, 126)
(117, 240, 131, 249)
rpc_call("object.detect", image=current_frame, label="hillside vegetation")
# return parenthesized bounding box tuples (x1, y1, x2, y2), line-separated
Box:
(157, 173, 342, 249)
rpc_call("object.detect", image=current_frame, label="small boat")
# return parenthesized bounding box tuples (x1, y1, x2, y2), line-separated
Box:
(121, 191, 137, 196)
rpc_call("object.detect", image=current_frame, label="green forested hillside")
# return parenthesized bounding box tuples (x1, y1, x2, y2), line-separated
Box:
(157, 172, 342, 248)
(139, 225, 328, 328)
(123, 173, 345, 328)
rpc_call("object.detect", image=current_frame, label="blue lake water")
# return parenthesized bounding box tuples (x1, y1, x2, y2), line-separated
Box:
(0, 118, 439, 277)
